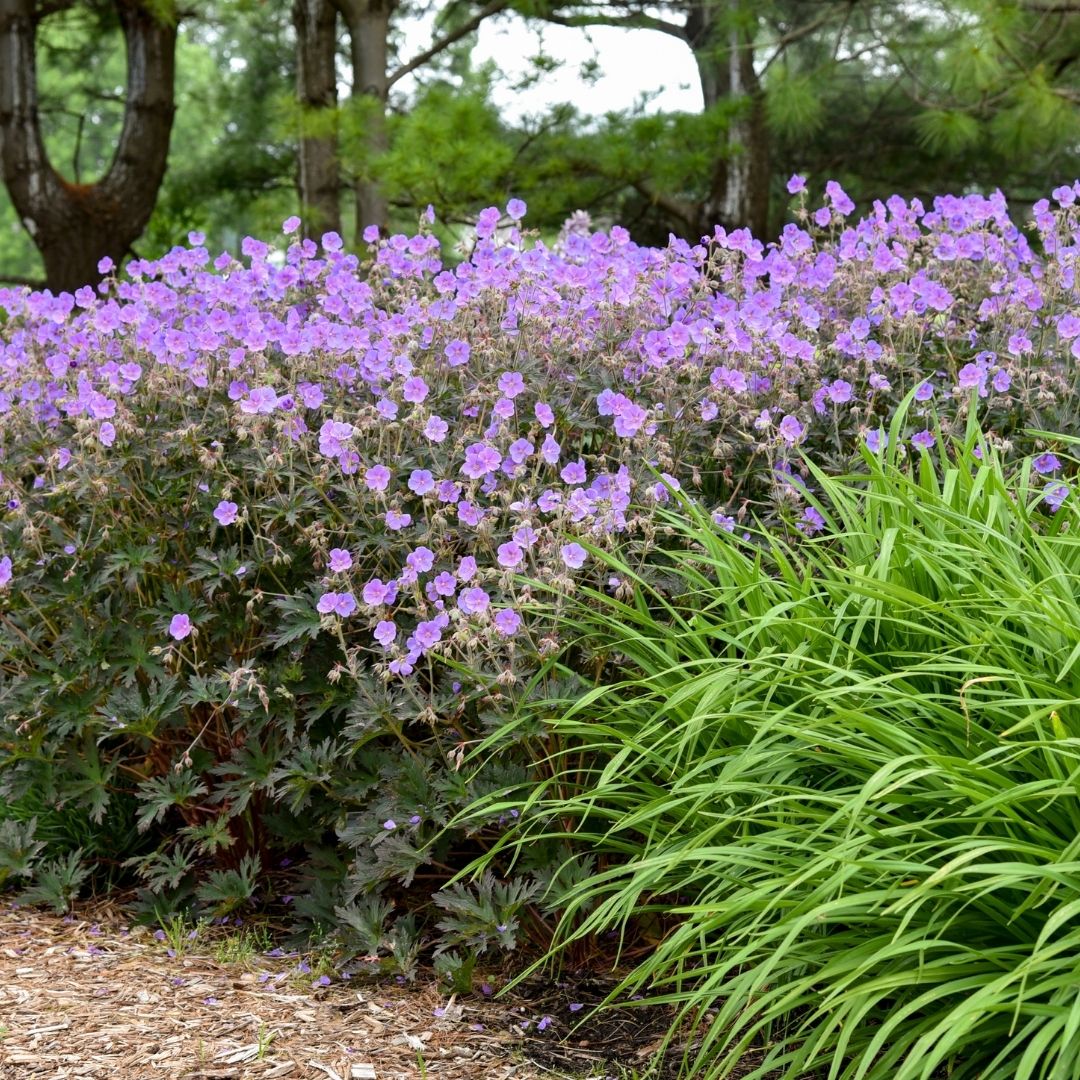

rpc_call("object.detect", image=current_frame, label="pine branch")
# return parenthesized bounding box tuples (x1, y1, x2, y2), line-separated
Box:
(386, 0, 511, 91)
(533, 8, 687, 41)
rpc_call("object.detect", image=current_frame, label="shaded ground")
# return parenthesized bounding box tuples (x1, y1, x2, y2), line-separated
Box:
(0, 899, 704, 1080)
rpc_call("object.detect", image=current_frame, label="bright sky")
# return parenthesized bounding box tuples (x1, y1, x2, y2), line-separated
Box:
(397, 11, 704, 119)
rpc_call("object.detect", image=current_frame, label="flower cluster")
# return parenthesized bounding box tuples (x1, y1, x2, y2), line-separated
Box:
(1, 188, 1077, 933)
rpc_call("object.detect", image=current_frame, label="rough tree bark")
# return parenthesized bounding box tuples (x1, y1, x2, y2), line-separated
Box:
(0, 0, 178, 292)
(293, 0, 341, 239)
(331, 0, 393, 238)
(685, 0, 769, 238)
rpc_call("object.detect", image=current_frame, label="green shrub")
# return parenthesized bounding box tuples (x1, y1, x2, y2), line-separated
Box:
(464, 430, 1080, 1078)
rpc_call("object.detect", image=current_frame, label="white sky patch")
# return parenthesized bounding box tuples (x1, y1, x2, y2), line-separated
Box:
(394, 12, 703, 119)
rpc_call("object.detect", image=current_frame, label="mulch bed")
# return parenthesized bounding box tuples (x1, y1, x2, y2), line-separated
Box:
(0, 899, 714, 1080)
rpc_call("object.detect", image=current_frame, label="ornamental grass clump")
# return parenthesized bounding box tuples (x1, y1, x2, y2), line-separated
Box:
(464, 427, 1080, 1078)
(0, 184, 1079, 946)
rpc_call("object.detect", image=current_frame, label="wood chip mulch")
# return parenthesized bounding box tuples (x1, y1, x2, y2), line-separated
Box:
(0, 900, 602, 1080)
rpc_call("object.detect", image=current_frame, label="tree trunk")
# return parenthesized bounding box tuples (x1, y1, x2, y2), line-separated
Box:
(332, 0, 393, 241)
(0, 0, 177, 292)
(686, 0, 770, 239)
(293, 0, 341, 239)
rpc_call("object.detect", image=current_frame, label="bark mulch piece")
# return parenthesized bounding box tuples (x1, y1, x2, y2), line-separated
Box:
(0, 900, 593, 1080)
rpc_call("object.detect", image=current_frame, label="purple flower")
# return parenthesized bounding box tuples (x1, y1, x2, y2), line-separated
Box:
(408, 469, 435, 495)
(535, 402, 555, 427)
(283, 215, 301, 234)
(385, 510, 412, 530)
(0, 556, 11, 588)
(364, 465, 391, 492)
(424, 415, 450, 442)
(957, 363, 985, 391)
(413, 619, 443, 650)
(475, 206, 501, 238)
(168, 614, 193, 641)
(363, 224, 379, 243)
(778, 414, 805, 445)
(99, 422, 116, 447)
(560, 543, 588, 570)
(541, 434, 561, 464)
(911, 429, 936, 450)
(1033, 453, 1061, 475)
(1045, 483, 1070, 512)
(240, 386, 279, 414)
(383, 819, 396, 830)
(461, 443, 502, 479)
(213, 500, 238, 526)
(433, 572, 456, 596)
(865, 428, 887, 453)
(508, 438, 534, 464)
(444, 340, 471, 367)
(568, 1003, 583, 1013)
(318, 591, 358, 616)
(459, 587, 490, 615)
(498, 371, 526, 398)
(914, 381, 934, 402)
(506, 198, 527, 221)
(787, 174, 807, 194)
(402, 377, 429, 403)
(992, 368, 1012, 393)
(374, 620, 397, 647)
(497, 542, 524, 568)
(561, 459, 587, 485)
(328, 548, 353, 572)
(457, 556, 478, 581)
(406, 546, 435, 573)
(826, 380, 852, 405)
(362, 578, 394, 606)
(494, 608, 522, 636)
(799, 506, 826, 535)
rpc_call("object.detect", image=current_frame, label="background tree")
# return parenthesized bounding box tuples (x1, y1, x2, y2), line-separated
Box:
(0, 0, 178, 291)
(294, 0, 341, 238)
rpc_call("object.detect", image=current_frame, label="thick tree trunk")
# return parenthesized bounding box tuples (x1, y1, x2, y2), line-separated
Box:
(332, 0, 393, 241)
(0, 0, 177, 292)
(293, 0, 341, 239)
(686, 0, 770, 239)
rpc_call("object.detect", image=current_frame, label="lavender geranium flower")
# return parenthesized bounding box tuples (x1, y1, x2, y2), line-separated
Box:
(213, 500, 238, 526)
(561, 459, 587, 485)
(318, 591, 357, 616)
(778, 414, 805, 445)
(497, 542, 524, 568)
(424, 415, 449, 442)
(911, 429, 935, 450)
(493, 608, 522, 636)
(364, 465, 391, 492)
(328, 548, 353, 572)
(560, 543, 588, 570)
(461, 443, 502, 479)
(458, 587, 490, 615)
(0, 556, 12, 588)
(362, 578, 394, 606)
(168, 614, 193, 640)
(1045, 483, 1070, 512)
(1033, 453, 1061, 475)
(408, 469, 435, 495)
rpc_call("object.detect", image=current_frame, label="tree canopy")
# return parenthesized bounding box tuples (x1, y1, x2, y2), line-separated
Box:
(2, 0, 1080, 289)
